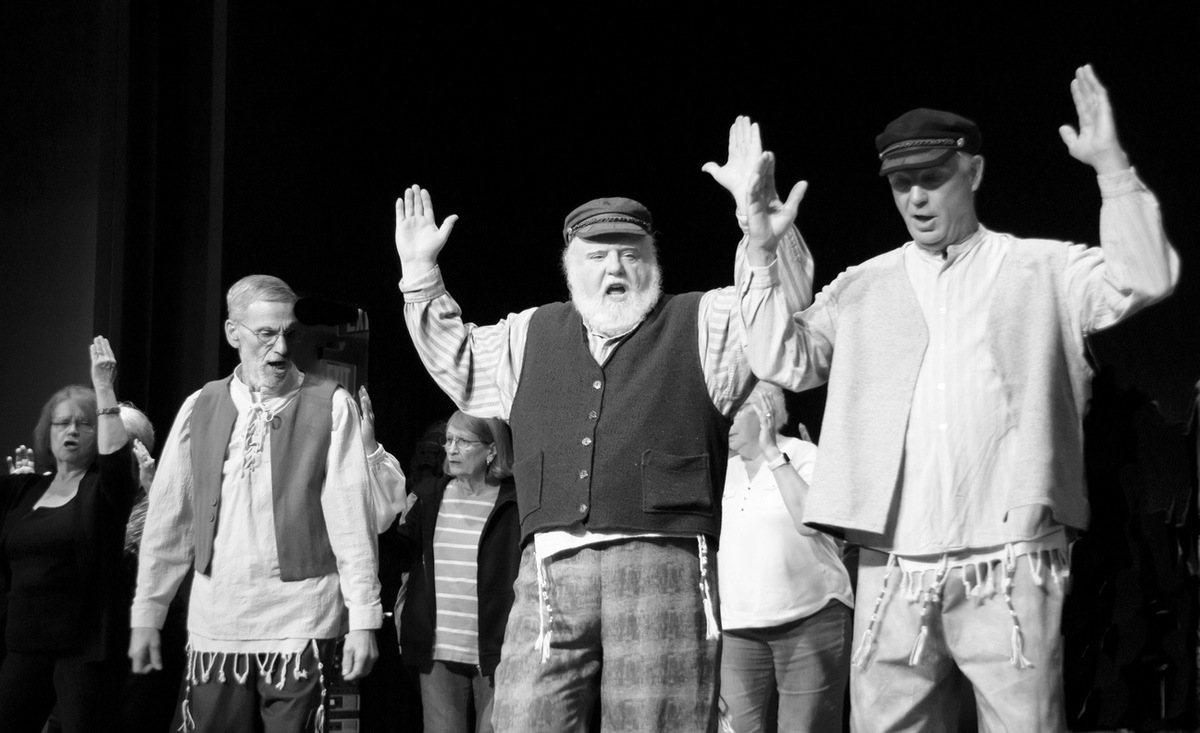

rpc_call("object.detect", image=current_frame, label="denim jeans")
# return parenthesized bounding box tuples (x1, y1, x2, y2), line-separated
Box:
(720, 600, 851, 733)
(419, 660, 495, 733)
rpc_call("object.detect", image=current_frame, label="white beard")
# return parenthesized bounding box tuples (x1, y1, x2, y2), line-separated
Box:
(568, 265, 663, 338)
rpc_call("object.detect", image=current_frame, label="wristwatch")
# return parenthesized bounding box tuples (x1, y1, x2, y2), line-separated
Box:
(766, 452, 790, 470)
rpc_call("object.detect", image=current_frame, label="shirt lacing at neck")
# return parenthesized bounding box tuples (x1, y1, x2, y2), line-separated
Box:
(240, 394, 296, 478)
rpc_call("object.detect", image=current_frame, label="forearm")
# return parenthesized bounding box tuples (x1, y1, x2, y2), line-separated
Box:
(1096, 169, 1179, 303)
(771, 462, 818, 536)
(1072, 169, 1181, 333)
(367, 445, 407, 533)
(95, 382, 129, 455)
(401, 266, 529, 419)
(131, 393, 198, 628)
(325, 392, 383, 630)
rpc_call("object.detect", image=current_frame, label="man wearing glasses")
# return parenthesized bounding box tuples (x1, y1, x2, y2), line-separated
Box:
(128, 274, 387, 732)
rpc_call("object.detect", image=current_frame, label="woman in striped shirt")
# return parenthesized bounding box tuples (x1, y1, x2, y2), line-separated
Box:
(394, 412, 519, 733)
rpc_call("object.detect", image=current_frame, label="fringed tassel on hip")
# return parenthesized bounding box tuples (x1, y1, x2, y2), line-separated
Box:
(312, 640, 328, 733)
(1003, 547, 1034, 669)
(698, 535, 720, 641)
(907, 557, 948, 668)
(533, 552, 554, 663)
(851, 553, 897, 669)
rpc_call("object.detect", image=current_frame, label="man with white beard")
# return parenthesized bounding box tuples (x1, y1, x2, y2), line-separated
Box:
(392, 117, 810, 732)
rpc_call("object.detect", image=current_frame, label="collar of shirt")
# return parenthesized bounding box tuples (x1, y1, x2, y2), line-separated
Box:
(907, 225, 986, 269)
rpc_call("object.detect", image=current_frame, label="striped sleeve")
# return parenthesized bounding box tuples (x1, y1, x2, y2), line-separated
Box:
(401, 265, 537, 420)
(700, 226, 814, 416)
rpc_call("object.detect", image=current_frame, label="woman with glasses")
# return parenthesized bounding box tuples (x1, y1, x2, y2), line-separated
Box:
(0, 337, 138, 732)
(394, 411, 519, 733)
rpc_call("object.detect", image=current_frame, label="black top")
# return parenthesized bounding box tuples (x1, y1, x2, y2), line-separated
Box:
(4, 497, 84, 651)
(0, 443, 138, 661)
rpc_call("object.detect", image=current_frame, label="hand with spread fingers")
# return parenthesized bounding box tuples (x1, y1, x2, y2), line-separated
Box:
(6, 445, 35, 475)
(746, 152, 808, 264)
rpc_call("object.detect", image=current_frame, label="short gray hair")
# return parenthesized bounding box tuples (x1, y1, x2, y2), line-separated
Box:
(226, 275, 298, 322)
(119, 403, 156, 453)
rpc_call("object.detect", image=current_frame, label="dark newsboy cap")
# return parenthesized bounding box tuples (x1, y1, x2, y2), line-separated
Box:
(876, 108, 982, 176)
(562, 197, 653, 244)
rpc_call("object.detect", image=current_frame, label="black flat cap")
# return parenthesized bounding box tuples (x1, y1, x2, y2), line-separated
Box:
(562, 197, 653, 244)
(876, 108, 982, 176)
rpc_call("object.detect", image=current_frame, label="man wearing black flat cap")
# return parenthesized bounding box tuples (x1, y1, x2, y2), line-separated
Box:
(766, 65, 1179, 730)
(391, 117, 810, 732)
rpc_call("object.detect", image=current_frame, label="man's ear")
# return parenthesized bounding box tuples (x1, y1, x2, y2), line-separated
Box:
(224, 320, 241, 349)
(969, 155, 985, 192)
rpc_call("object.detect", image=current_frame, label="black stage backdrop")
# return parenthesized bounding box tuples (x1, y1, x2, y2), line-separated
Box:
(2, 3, 1198, 731)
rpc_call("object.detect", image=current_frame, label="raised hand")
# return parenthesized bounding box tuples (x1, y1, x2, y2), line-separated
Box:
(1058, 64, 1129, 175)
(701, 116, 764, 209)
(394, 185, 458, 275)
(358, 386, 379, 454)
(746, 152, 808, 264)
(133, 438, 156, 491)
(90, 335, 118, 390)
(6, 445, 35, 474)
(748, 389, 782, 461)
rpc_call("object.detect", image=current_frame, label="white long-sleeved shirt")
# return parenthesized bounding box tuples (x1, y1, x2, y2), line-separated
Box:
(401, 230, 812, 557)
(890, 168, 1179, 554)
(131, 369, 384, 653)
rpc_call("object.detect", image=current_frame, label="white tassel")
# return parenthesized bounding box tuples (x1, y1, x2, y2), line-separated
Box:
(294, 649, 309, 680)
(698, 536, 720, 641)
(850, 627, 875, 669)
(534, 554, 553, 663)
(851, 554, 897, 670)
(908, 624, 929, 666)
(198, 651, 218, 684)
(276, 653, 291, 690)
(178, 697, 194, 733)
(233, 653, 250, 684)
(312, 640, 328, 733)
(1027, 552, 1046, 587)
(1010, 625, 1033, 669)
(962, 565, 976, 597)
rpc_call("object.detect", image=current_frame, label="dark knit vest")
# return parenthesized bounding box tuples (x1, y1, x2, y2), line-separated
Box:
(509, 293, 730, 545)
(190, 374, 338, 581)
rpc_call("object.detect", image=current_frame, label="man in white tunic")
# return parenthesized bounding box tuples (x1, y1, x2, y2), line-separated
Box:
(763, 65, 1180, 731)
(128, 275, 392, 733)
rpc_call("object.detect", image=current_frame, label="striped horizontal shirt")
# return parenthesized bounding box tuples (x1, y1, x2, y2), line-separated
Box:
(431, 479, 500, 664)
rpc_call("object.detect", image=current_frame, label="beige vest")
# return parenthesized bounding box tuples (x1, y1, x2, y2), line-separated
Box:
(803, 233, 1093, 544)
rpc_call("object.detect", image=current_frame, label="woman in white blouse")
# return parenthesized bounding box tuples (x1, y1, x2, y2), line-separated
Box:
(718, 382, 854, 732)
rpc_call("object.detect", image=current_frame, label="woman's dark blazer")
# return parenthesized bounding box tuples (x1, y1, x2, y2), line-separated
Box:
(0, 442, 137, 661)
(395, 474, 521, 677)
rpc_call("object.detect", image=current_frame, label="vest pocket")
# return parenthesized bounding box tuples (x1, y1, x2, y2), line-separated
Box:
(640, 450, 713, 516)
(512, 452, 543, 522)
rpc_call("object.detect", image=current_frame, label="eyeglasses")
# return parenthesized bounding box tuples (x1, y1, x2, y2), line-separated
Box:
(443, 436, 488, 451)
(51, 418, 96, 432)
(234, 321, 305, 346)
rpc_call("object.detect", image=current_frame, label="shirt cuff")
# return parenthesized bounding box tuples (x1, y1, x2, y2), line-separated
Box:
(1097, 167, 1143, 198)
(347, 603, 384, 631)
(399, 265, 446, 302)
(130, 604, 168, 630)
(742, 257, 780, 290)
(366, 444, 387, 465)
